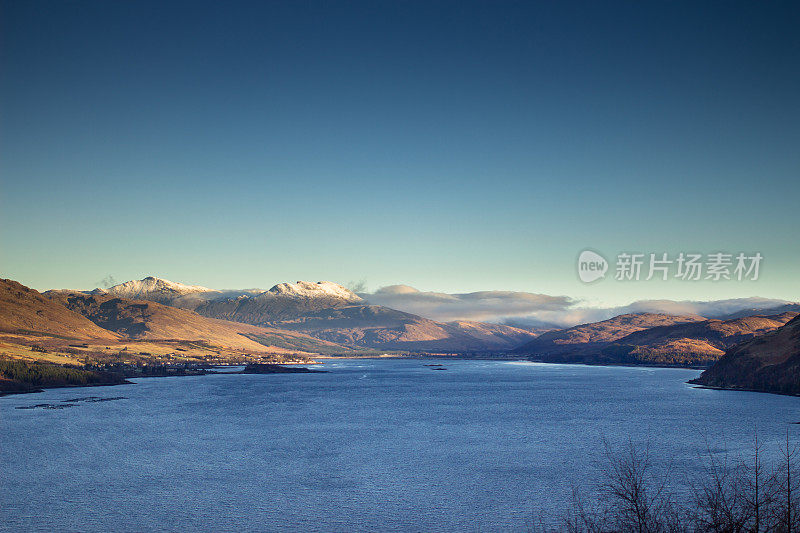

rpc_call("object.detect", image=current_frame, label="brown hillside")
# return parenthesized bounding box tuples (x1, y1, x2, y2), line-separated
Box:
(262, 305, 537, 351)
(512, 313, 706, 357)
(45, 291, 347, 354)
(599, 312, 799, 365)
(0, 279, 119, 340)
(616, 313, 797, 348)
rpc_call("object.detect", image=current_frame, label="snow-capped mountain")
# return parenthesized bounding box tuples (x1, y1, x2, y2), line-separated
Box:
(97, 276, 216, 303)
(94, 277, 362, 310)
(267, 281, 362, 302)
(194, 281, 364, 322)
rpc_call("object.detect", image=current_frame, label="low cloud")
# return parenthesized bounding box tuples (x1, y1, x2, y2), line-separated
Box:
(612, 297, 793, 319)
(361, 285, 575, 324)
(360, 286, 795, 329)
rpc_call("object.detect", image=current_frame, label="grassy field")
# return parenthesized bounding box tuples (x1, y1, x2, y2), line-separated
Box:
(0, 329, 325, 395)
(0, 332, 316, 368)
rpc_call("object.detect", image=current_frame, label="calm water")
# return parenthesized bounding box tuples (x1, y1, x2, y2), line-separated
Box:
(2, 359, 800, 532)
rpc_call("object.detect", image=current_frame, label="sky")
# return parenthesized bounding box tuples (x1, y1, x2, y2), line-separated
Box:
(1, 0, 799, 307)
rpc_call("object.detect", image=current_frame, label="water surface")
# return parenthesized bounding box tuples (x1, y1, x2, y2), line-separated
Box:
(2, 359, 799, 531)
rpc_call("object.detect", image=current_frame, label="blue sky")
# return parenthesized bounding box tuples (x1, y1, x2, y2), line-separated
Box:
(1, 1, 798, 306)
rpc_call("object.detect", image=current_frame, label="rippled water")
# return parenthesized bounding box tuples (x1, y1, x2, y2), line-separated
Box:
(2, 359, 800, 532)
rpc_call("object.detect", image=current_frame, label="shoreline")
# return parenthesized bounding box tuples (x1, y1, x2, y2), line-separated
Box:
(0, 378, 134, 397)
(10, 357, 786, 399)
(525, 358, 711, 371)
(0, 361, 329, 397)
(687, 380, 800, 398)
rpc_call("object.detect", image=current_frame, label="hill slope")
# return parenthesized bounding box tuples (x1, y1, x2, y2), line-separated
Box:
(690, 315, 800, 395)
(513, 311, 796, 366)
(0, 279, 119, 340)
(599, 312, 798, 365)
(512, 313, 707, 360)
(45, 291, 348, 354)
(259, 305, 536, 351)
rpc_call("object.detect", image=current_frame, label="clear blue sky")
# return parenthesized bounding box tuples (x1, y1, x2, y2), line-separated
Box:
(1, 1, 798, 305)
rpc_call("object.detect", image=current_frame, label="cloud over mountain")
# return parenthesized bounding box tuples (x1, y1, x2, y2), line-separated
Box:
(360, 286, 797, 327)
(613, 297, 796, 319)
(361, 286, 575, 323)
(83, 277, 800, 330)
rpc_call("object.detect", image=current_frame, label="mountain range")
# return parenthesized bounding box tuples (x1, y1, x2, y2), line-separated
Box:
(95, 277, 539, 352)
(77, 277, 800, 361)
(2, 276, 798, 383)
(45, 290, 345, 354)
(0, 278, 354, 367)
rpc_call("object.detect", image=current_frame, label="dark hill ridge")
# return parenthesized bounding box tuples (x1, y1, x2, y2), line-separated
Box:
(690, 314, 800, 395)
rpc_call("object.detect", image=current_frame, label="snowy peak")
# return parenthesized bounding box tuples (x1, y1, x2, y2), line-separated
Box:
(267, 281, 362, 302)
(93, 278, 361, 308)
(103, 277, 215, 300)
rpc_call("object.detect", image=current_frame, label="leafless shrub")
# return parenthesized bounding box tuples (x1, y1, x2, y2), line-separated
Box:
(547, 434, 800, 533)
